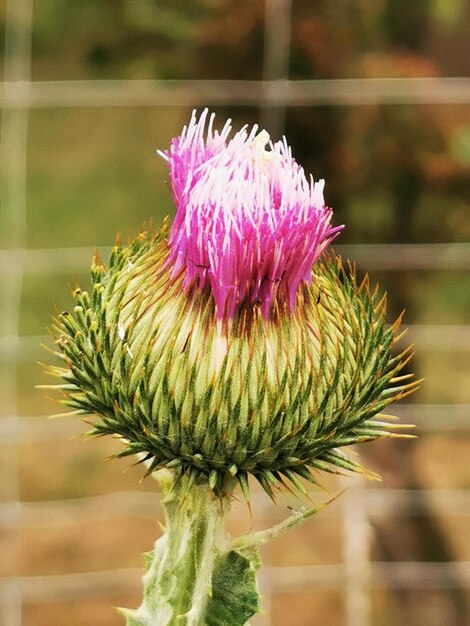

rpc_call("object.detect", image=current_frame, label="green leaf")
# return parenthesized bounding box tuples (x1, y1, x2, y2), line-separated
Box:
(205, 549, 261, 626)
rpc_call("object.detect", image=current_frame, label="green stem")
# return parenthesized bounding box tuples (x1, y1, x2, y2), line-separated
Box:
(120, 472, 340, 626)
(121, 471, 229, 626)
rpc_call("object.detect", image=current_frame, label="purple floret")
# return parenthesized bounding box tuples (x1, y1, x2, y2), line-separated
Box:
(159, 109, 343, 319)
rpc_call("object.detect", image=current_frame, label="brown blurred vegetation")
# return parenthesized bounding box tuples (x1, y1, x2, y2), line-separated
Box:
(1, 1, 469, 625)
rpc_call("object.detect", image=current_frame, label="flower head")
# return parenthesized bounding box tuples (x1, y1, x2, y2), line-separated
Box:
(47, 111, 417, 501)
(160, 109, 343, 318)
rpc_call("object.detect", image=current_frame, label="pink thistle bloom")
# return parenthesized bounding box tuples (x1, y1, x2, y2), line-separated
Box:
(159, 109, 343, 319)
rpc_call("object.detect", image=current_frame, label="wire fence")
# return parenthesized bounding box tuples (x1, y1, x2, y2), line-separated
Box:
(1, 1, 469, 625)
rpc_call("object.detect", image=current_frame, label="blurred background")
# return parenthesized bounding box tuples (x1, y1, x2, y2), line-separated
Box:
(0, 1, 469, 625)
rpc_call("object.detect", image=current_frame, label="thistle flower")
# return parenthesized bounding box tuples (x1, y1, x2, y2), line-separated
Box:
(49, 109, 417, 503)
(161, 109, 343, 318)
(46, 110, 418, 625)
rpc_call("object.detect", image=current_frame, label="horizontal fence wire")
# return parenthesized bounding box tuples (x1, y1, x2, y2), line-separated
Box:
(0, 405, 469, 442)
(1, 77, 470, 109)
(1, 243, 470, 273)
(1, 562, 470, 604)
(0, 488, 469, 529)
(2, 326, 470, 365)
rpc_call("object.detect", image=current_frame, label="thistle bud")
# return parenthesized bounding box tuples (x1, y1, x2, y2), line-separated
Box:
(49, 110, 417, 501)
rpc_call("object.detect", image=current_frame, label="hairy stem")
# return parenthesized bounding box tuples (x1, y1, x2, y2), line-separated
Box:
(120, 471, 338, 626)
(121, 472, 229, 626)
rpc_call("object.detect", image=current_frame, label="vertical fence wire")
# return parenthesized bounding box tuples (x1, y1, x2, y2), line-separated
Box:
(261, 0, 292, 137)
(341, 476, 372, 626)
(0, 1, 33, 625)
(264, 3, 372, 623)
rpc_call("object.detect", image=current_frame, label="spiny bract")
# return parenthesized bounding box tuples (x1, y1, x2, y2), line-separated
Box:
(48, 222, 417, 501)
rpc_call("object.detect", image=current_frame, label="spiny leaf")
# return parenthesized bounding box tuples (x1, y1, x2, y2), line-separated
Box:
(205, 550, 261, 626)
